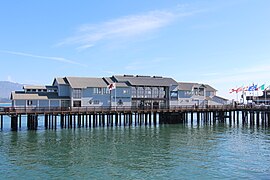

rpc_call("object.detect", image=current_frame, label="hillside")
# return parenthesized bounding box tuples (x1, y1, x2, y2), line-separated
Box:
(0, 81, 24, 102)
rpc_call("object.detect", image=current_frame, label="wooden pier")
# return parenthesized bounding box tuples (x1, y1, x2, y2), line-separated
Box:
(0, 105, 270, 131)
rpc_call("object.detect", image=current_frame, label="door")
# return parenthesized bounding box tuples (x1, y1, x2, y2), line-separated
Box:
(73, 101, 81, 107)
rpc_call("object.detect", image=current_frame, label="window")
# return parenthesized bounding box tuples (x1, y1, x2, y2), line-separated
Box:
(199, 88, 204, 96)
(93, 100, 99, 104)
(170, 91, 178, 99)
(132, 87, 137, 98)
(193, 88, 198, 95)
(27, 100, 33, 105)
(145, 87, 151, 98)
(152, 87, 159, 98)
(73, 101, 81, 107)
(137, 87, 144, 98)
(73, 89, 82, 99)
(94, 87, 108, 94)
(158, 87, 165, 98)
(103, 88, 109, 94)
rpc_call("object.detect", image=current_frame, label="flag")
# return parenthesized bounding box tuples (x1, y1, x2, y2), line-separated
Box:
(248, 84, 257, 91)
(229, 88, 237, 93)
(108, 83, 116, 91)
(230, 87, 243, 93)
(256, 84, 265, 91)
(243, 86, 249, 91)
(236, 87, 243, 93)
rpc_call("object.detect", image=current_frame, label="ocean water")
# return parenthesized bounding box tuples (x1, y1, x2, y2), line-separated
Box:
(0, 123, 270, 179)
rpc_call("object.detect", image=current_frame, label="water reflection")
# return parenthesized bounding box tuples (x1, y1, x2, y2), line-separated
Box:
(0, 124, 270, 179)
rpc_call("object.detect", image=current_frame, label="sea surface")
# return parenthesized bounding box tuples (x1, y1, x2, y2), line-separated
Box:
(0, 120, 270, 179)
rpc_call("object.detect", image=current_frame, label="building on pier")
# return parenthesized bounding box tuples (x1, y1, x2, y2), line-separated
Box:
(176, 82, 228, 106)
(246, 90, 270, 105)
(11, 85, 70, 107)
(10, 75, 228, 108)
(111, 75, 178, 109)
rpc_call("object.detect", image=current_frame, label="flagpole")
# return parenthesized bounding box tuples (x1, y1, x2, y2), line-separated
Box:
(110, 88, 112, 108)
(115, 86, 116, 111)
(265, 88, 266, 105)
(265, 84, 267, 105)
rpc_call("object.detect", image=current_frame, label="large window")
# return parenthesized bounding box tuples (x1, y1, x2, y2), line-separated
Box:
(73, 89, 82, 99)
(170, 91, 178, 100)
(152, 87, 159, 98)
(132, 87, 137, 98)
(199, 88, 205, 96)
(145, 87, 151, 98)
(158, 87, 166, 98)
(137, 87, 144, 98)
(131, 86, 166, 99)
(94, 87, 109, 94)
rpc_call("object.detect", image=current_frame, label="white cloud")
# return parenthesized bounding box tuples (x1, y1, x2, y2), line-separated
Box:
(76, 44, 94, 51)
(0, 50, 87, 67)
(57, 8, 199, 50)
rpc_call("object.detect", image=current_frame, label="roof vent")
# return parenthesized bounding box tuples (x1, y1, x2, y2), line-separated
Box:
(153, 76, 163, 78)
(124, 75, 134, 77)
(136, 75, 151, 78)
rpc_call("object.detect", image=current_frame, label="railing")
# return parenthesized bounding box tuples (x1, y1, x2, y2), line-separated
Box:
(1, 104, 270, 115)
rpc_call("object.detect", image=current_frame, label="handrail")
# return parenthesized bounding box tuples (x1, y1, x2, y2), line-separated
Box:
(1, 104, 270, 115)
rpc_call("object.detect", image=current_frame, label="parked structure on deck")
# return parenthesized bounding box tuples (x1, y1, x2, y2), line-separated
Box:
(11, 75, 228, 108)
(176, 82, 228, 106)
(246, 90, 270, 105)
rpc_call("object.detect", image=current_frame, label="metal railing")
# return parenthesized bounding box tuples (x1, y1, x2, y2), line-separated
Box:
(1, 104, 270, 115)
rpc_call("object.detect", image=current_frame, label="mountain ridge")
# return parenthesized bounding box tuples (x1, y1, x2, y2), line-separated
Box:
(0, 81, 24, 103)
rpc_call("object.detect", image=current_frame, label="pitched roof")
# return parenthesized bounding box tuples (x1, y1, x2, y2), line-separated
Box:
(204, 84, 217, 92)
(113, 75, 178, 87)
(178, 82, 217, 92)
(11, 91, 69, 100)
(103, 77, 129, 87)
(53, 77, 68, 85)
(213, 95, 228, 101)
(178, 82, 199, 91)
(65, 77, 107, 88)
(103, 77, 114, 84)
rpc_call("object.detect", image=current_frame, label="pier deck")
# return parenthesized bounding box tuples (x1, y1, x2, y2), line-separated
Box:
(0, 105, 269, 131)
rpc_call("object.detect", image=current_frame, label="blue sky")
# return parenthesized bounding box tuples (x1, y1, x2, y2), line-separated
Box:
(1, 0, 270, 99)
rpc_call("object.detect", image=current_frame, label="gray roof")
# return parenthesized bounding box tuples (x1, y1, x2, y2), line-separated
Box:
(178, 82, 217, 92)
(205, 84, 217, 92)
(103, 77, 114, 84)
(113, 75, 178, 87)
(53, 77, 69, 86)
(115, 82, 129, 88)
(213, 95, 228, 101)
(103, 77, 129, 87)
(65, 77, 108, 88)
(178, 82, 199, 91)
(11, 91, 69, 100)
(23, 85, 57, 90)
